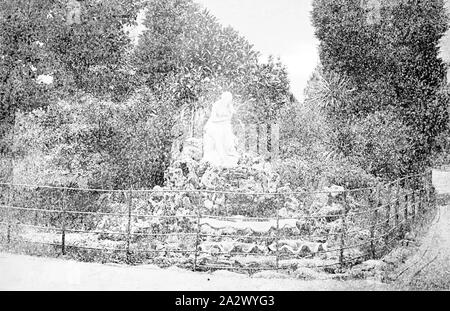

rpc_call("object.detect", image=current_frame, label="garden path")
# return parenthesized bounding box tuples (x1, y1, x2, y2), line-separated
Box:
(391, 169, 450, 290)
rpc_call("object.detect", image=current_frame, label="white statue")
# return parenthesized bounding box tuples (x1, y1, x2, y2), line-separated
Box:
(202, 92, 239, 168)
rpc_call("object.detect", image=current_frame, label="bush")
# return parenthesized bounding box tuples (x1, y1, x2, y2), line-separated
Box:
(312, 0, 449, 175)
(277, 85, 379, 190)
(276, 155, 378, 191)
(279, 99, 331, 163)
(134, 0, 292, 122)
(11, 88, 176, 190)
(344, 111, 413, 179)
(320, 157, 379, 190)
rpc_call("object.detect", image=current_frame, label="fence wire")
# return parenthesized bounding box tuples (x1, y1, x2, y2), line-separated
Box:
(0, 170, 437, 273)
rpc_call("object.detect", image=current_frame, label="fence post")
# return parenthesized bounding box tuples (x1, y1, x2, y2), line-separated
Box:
(193, 206, 201, 272)
(339, 192, 348, 267)
(61, 189, 67, 255)
(412, 188, 416, 224)
(6, 185, 12, 245)
(370, 187, 379, 259)
(427, 169, 433, 210)
(275, 194, 281, 271)
(271, 123, 280, 162)
(423, 172, 429, 214)
(403, 181, 409, 233)
(394, 180, 400, 233)
(403, 190, 409, 232)
(418, 182, 423, 222)
(384, 184, 391, 252)
(126, 189, 132, 263)
(430, 169, 436, 209)
(248, 124, 258, 155)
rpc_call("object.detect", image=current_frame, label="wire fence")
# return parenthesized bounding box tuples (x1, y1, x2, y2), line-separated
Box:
(0, 169, 437, 273)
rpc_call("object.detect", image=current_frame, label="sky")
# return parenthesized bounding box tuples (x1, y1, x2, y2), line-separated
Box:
(195, 0, 319, 101)
(442, 0, 450, 67)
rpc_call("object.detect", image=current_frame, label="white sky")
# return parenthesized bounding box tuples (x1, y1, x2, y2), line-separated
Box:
(195, 0, 319, 101)
(442, 0, 450, 65)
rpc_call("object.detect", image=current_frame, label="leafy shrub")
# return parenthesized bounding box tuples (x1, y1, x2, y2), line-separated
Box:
(345, 111, 412, 180)
(279, 98, 331, 163)
(11, 88, 176, 190)
(312, 0, 449, 175)
(134, 0, 292, 122)
(276, 155, 378, 191)
(320, 157, 379, 190)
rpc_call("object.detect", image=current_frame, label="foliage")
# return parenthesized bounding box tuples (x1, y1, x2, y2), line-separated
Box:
(276, 153, 379, 191)
(0, 0, 57, 134)
(311, 0, 450, 177)
(279, 64, 406, 188)
(430, 83, 450, 166)
(1, 0, 294, 189)
(279, 96, 331, 163)
(133, 0, 292, 122)
(49, 0, 142, 98)
(11, 89, 176, 189)
(347, 111, 413, 179)
(0, 0, 141, 141)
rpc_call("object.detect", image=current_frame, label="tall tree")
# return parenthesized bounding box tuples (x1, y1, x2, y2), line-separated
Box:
(133, 0, 292, 123)
(312, 0, 449, 175)
(0, 0, 141, 139)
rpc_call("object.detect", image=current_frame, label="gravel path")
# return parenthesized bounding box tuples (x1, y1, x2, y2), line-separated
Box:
(392, 205, 450, 290)
(0, 252, 389, 291)
(391, 169, 450, 290)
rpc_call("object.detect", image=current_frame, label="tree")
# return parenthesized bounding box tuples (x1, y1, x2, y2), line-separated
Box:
(11, 88, 177, 189)
(133, 0, 293, 123)
(0, 0, 141, 137)
(0, 0, 58, 142)
(48, 0, 142, 99)
(312, 0, 449, 176)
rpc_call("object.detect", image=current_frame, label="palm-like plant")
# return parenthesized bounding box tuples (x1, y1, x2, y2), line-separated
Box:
(306, 67, 356, 112)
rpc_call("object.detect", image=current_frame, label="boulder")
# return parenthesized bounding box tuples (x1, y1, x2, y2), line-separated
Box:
(214, 194, 226, 209)
(204, 199, 214, 210)
(187, 172, 200, 188)
(152, 185, 165, 200)
(200, 168, 220, 189)
(319, 203, 344, 222)
(277, 185, 293, 194)
(404, 231, 416, 241)
(354, 260, 385, 271)
(252, 271, 290, 279)
(267, 173, 281, 193)
(181, 138, 203, 162)
(252, 162, 265, 172)
(181, 196, 192, 209)
(311, 192, 329, 209)
(239, 176, 264, 192)
(324, 185, 345, 198)
(349, 260, 387, 280)
(278, 207, 289, 218)
(285, 196, 300, 210)
(382, 247, 412, 266)
(294, 267, 323, 280)
(167, 167, 186, 188)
